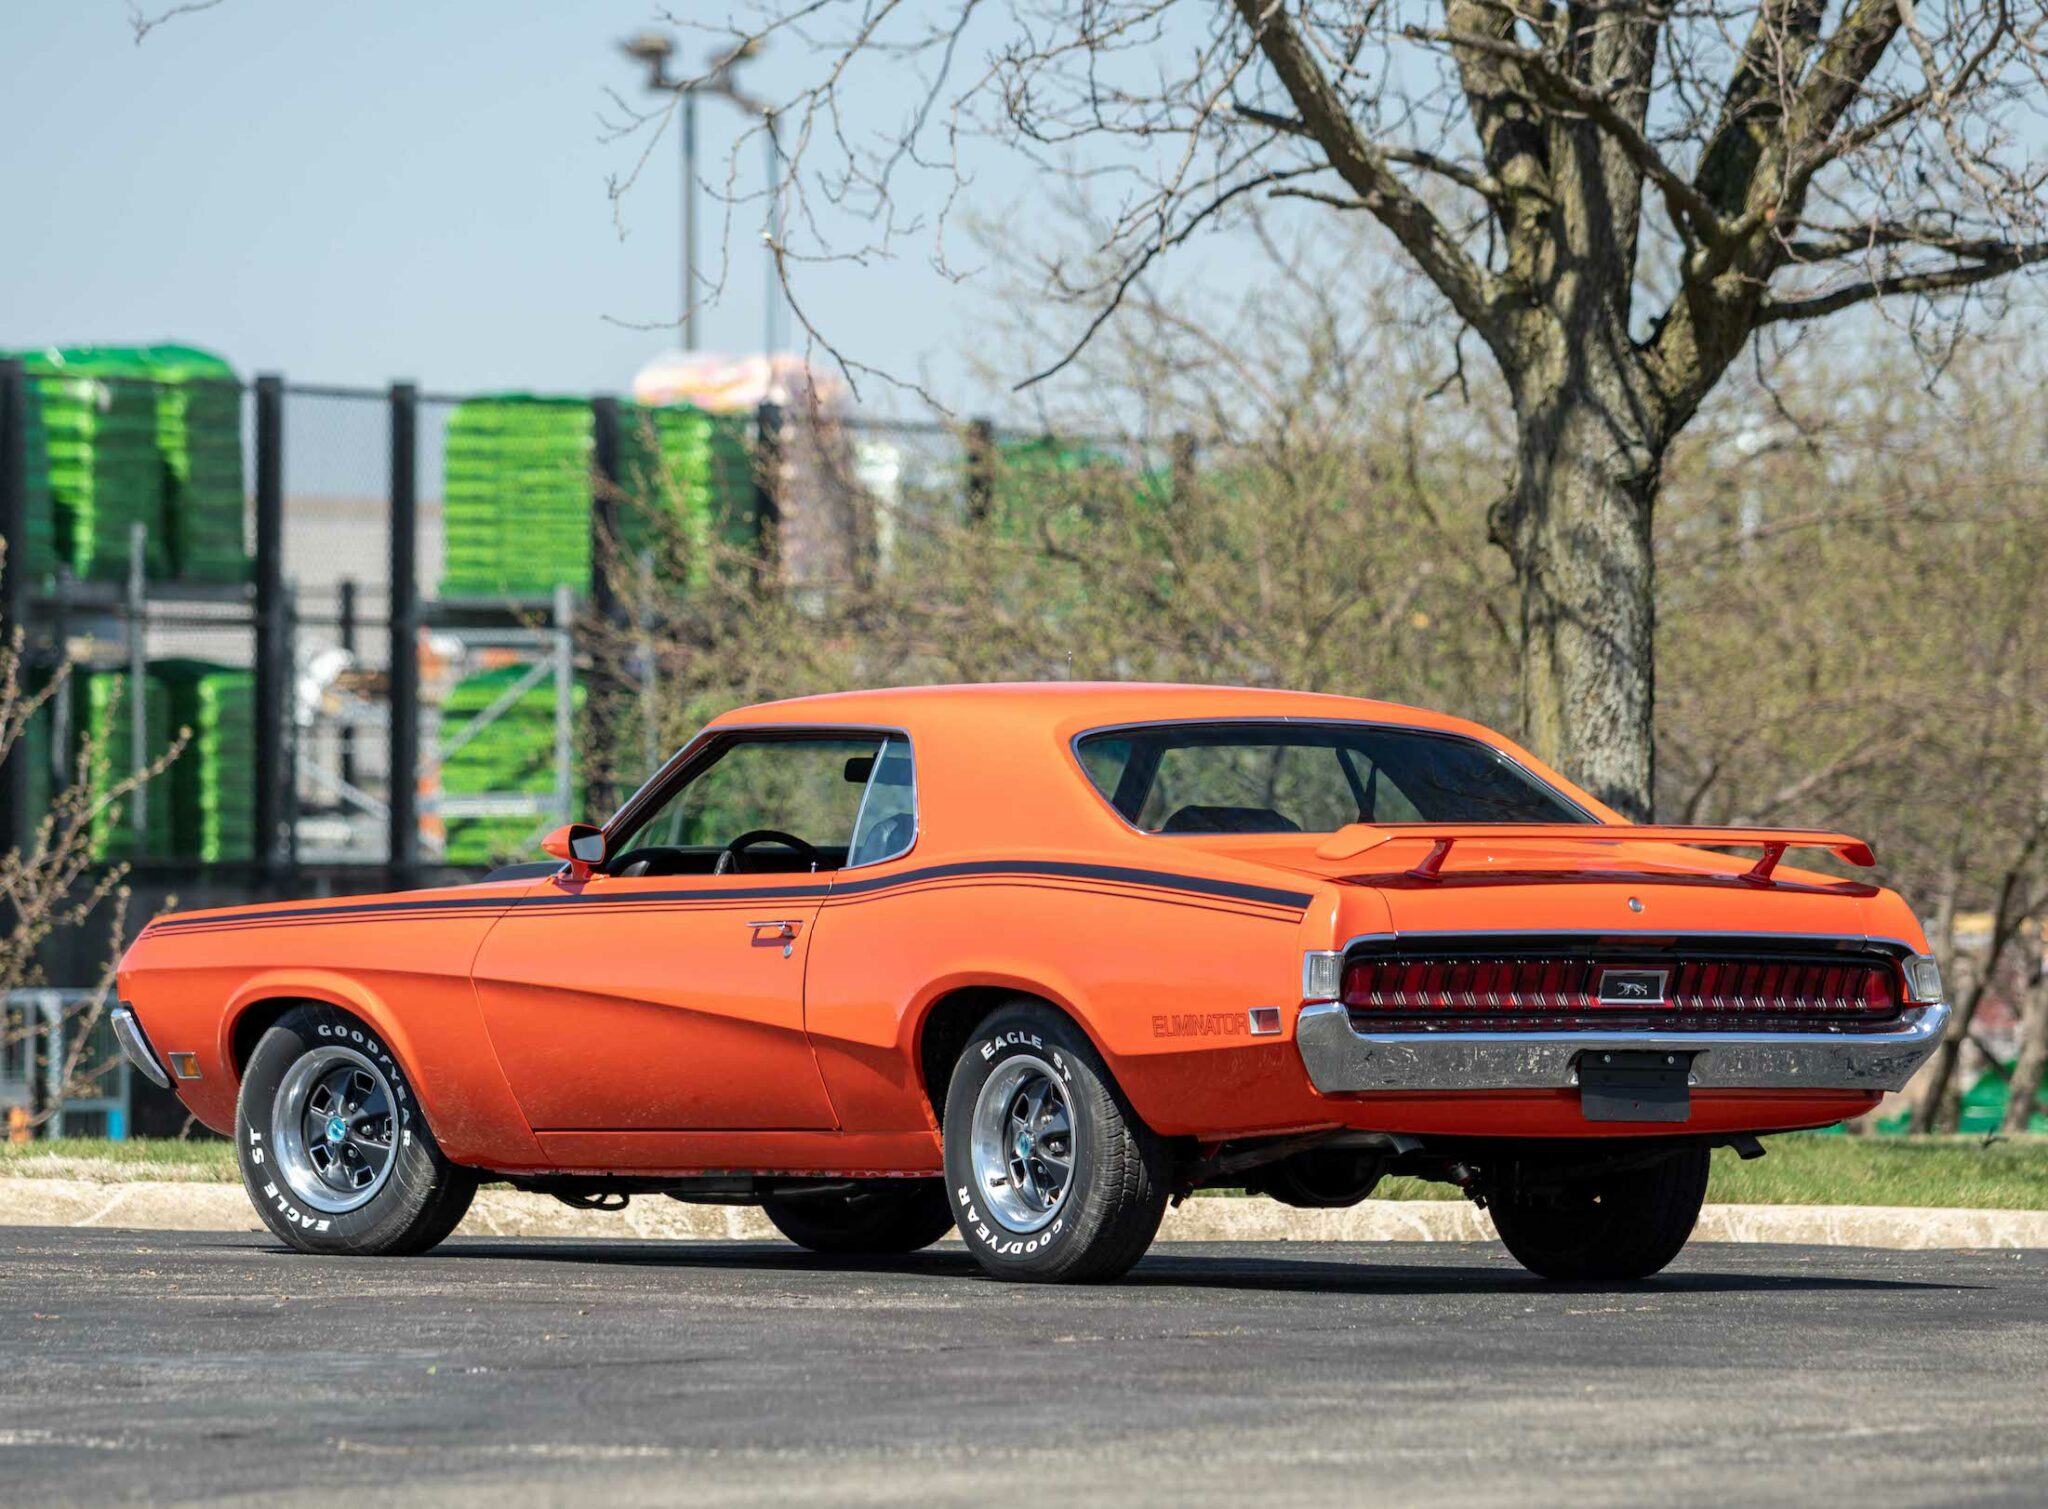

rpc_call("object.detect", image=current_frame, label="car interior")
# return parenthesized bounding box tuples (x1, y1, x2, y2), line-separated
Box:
(603, 733, 917, 877)
(1077, 722, 1588, 834)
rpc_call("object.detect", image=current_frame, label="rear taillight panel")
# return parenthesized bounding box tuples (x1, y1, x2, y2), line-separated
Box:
(1339, 951, 1903, 1032)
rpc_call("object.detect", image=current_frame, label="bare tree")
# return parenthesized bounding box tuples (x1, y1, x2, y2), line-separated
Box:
(1, 543, 183, 1128)
(644, 0, 2048, 815)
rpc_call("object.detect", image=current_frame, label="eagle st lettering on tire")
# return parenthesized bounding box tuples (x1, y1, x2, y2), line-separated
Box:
(942, 1001, 1168, 1283)
(234, 1002, 479, 1257)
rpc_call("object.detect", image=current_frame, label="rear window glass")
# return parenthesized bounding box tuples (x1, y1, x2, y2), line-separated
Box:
(1074, 722, 1587, 834)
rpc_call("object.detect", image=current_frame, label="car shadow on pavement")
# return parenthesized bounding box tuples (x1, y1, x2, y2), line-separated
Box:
(1116, 1251, 1973, 1295)
(250, 1237, 1976, 1296)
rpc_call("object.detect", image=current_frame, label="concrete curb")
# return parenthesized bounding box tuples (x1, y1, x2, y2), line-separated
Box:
(3, 1177, 2046, 1249)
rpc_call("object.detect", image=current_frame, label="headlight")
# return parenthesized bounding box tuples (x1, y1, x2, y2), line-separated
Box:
(1902, 954, 1944, 1004)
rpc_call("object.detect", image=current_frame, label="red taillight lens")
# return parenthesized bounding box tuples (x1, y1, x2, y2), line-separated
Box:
(1341, 955, 1899, 1022)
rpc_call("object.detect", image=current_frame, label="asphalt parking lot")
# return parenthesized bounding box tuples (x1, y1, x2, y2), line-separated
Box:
(4, 1230, 2044, 1506)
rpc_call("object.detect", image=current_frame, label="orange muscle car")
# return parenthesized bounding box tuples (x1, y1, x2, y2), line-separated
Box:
(113, 684, 1947, 1282)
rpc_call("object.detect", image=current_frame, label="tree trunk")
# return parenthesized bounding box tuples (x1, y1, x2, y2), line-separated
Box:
(2003, 951, 2047, 1134)
(1491, 368, 1662, 818)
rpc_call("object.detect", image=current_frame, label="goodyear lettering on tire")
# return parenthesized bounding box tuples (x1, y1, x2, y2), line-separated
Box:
(954, 1183, 1063, 1254)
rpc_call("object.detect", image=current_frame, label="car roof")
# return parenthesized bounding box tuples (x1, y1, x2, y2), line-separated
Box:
(700, 683, 1615, 827)
(692, 682, 1616, 839)
(707, 681, 1479, 737)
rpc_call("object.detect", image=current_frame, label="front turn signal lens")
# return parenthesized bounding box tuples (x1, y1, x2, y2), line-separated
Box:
(1902, 954, 1944, 1004)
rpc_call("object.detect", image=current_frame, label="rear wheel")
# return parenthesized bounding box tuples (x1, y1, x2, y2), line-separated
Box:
(1490, 1146, 1710, 1281)
(941, 1001, 1168, 1283)
(235, 1003, 478, 1256)
(761, 1181, 954, 1254)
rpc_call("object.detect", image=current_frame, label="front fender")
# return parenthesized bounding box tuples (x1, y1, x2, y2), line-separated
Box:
(220, 970, 420, 1082)
(218, 971, 546, 1171)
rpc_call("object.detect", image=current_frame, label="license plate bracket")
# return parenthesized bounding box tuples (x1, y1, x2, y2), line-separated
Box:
(1577, 1050, 1693, 1123)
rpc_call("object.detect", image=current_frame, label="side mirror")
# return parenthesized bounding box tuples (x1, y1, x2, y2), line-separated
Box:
(541, 823, 606, 881)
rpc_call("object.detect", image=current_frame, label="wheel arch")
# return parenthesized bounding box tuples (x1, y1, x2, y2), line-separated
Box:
(911, 979, 1112, 1124)
(220, 973, 422, 1089)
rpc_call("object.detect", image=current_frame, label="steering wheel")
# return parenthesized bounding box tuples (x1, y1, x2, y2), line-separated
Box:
(715, 828, 822, 875)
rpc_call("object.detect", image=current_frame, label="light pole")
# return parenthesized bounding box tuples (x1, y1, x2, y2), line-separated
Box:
(762, 113, 782, 356)
(619, 33, 780, 356)
(620, 32, 695, 350)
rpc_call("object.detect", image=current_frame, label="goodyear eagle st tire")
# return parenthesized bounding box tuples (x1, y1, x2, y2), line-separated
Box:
(235, 1003, 479, 1255)
(1489, 1145, 1710, 1282)
(761, 1180, 955, 1254)
(942, 1001, 1168, 1283)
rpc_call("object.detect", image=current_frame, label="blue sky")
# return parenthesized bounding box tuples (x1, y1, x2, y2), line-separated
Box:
(0, 2, 1000, 404)
(14, 5, 2033, 424)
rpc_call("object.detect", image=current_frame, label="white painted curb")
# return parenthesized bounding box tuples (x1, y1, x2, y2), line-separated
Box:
(4, 1177, 2046, 1249)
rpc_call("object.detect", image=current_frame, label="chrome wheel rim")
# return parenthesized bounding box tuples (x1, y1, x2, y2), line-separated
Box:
(272, 1046, 399, 1215)
(969, 1054, 1075, 1234)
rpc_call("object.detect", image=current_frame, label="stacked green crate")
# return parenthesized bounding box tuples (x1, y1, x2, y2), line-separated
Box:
(438, 665, 585, 866)
(14, 380, 57, 581)
(156, 659, 255, 861)
(612, 404, 757, 584)
(81, 668, 178, 860)
(701, 410, 759, 551)
(140, 346, 247, 582)
(440, 397, 757, 597)
(19, 347, 166, 582)
(440, 396, 595, 597)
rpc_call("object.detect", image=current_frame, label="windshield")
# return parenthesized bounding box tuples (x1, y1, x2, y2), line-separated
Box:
(1075, 722, 1589, 835)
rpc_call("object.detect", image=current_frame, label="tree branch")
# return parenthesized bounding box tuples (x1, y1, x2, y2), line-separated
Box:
(1421, 23, 1729, 250)
(1784, 220, 2032, 264)
(1438, 0, 1555, 291)
(1230, 0, 1506, 357)
(128, 0, 224, 44)
(1015, 165, 1328, 390)
(1756, 243, 2048, 323)
(1229, 103, 1509, 201)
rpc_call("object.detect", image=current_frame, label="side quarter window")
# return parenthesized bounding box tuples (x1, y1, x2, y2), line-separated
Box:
(846, 736, 917, 866)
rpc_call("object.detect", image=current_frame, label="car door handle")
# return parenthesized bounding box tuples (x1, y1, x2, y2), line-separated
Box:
(745, 919, 803, 940)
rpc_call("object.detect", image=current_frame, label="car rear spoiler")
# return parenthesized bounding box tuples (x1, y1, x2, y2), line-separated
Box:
(1313, 824, 1876, 882)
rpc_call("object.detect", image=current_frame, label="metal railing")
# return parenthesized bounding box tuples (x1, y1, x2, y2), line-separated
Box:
(2, 990, 130, 1140)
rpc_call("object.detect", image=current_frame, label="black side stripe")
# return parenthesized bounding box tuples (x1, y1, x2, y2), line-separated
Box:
(826, 859, 1311, 910)
(145, 884, 828, 932)
(146, 860, 1313, 933)
(149, 892, 567, 931)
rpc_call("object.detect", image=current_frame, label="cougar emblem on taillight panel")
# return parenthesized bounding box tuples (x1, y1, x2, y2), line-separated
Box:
(1596, 969, 1669, 1005)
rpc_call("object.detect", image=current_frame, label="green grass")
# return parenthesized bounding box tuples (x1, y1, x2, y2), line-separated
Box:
(0, 1136, 237, 1182)
(1362, 1133, 2048, 1210)
(6, 1132, 2047, 1209)
(1701, 1133, 2048, 1210)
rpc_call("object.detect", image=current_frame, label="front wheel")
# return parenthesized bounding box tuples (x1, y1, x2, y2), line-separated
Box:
(761, 1181, 954, 1254)
(236, 1003, 478, 1256)
(942, 1001, 1168, 1283)
(1489, 1145, 1710, 1281)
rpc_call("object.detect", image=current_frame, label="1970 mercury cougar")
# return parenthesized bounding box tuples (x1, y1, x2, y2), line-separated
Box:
(113, 684, 1947, 1283)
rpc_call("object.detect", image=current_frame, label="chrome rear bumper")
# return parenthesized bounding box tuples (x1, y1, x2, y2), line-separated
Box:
(110, 1003, 172, 1089)
(1295, 1002, 1948, 1096)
